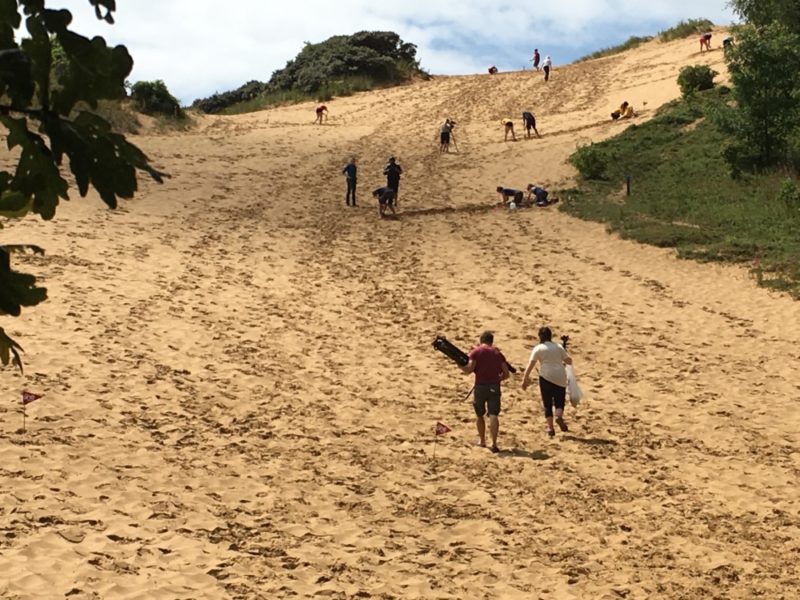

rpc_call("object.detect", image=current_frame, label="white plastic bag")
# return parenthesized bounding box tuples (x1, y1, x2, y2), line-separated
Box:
(566, 365, 583, 408)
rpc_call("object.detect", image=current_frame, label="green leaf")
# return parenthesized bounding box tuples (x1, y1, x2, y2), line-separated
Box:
(0, 326, 24, 373)
(0, 190, 33, 218)
(0, 247, 48, 316)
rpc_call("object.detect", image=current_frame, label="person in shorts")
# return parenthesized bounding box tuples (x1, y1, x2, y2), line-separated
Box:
(700, 32, 712, 52)
(315, 104, 328, 124)
(372, 186, 396, 218)
(521, 326, 573, 437)
(439, 119, 454, 153)
(502, 118, 516, 141)
(522, 111, 540, 138)
(460, 331, 510, 453)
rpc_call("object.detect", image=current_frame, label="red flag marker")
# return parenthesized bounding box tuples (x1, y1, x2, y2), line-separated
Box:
(435, 422, 451, 436)
(21, 391, 42, 405)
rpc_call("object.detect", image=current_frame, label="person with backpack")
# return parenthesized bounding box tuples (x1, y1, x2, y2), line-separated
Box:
(522, 111, 540, 138)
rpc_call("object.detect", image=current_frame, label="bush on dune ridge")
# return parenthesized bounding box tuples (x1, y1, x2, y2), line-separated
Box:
(193, 31, 426, 114)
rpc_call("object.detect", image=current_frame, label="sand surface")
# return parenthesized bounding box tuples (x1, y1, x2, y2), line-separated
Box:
(1, 30, 798, 599)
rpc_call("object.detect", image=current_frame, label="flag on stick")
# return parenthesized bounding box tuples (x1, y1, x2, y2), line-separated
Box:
(435, 422, 451, 436)
(21, 391, 42, 405)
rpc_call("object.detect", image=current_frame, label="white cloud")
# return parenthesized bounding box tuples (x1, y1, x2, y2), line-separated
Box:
(51, 0, 736, 104)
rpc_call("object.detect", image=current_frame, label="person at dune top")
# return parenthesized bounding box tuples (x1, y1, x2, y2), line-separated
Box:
(531, 48, 540, 70)
(488, 65, 498, 74)
(542, 55, 552, 81)
(502, 118, 516, 141)
(460, 330, 510, 453)
(521, 326, 573, 438)
(315, 104, 328, 124)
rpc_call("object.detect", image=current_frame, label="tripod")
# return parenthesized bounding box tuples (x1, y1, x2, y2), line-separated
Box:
(450, 133, 459, 153)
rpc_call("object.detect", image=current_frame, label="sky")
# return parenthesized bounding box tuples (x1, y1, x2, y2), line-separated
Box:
(52, 0, 738, 106)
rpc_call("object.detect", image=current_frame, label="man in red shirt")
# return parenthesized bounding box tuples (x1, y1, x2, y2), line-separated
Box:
(460, 331, 510, 452)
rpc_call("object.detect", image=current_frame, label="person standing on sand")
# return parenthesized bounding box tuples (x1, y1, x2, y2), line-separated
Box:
(439, 119, 454, 153)
(532, 49, 541, 71)
(521, 326, 572, 438)
(542, 55, 552, 81)
(383, 157, 403, 205)
(315, 104, 328, 124)
(342, 157, 357, 206)
(460, 331, 510, 453)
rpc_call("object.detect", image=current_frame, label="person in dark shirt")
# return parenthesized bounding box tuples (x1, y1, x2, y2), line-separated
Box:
(383, 157, 403, 205)
(460, 331, 510, 452)
(372, 186, 396, 218)
(497, 186, 524, 207)
(342, 157, 357, 206)
(522, 111, 540, 138)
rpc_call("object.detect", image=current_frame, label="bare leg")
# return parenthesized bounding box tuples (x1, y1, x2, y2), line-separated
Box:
(489, 415, 499, 449)
(476, 416, 486, 446)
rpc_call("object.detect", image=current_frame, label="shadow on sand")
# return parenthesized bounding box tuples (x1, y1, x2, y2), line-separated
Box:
(398, 204, 500, 220)
(497, 447, 550, 460)
(562, 435, 618, 446)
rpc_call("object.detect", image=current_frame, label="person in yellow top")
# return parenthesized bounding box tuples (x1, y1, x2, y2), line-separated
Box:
(611, 101, 635, 120)
(501, 118, 516, 141)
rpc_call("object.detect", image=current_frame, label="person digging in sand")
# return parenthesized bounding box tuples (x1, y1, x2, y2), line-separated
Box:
(526, 184, 558, 206)
(521, 326, 572, 438)
(315, 104, 328, 124)
(522, 111, 540, 138)
(460, 330, 510, 453)
(372, 186, 396, 218)
(502, 118, 516, 141)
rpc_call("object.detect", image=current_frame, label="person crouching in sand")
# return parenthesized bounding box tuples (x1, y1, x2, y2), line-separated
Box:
(372, 186, 396, 218)
(501, 118, 516, 141)
(521, 326, 572, 437)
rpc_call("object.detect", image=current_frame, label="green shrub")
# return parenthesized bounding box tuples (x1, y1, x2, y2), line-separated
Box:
(677, 65, 718, 97)
(570, 143, 609, 180)
(777, 178, 800, 209)
(130, 80, 184, 118)
(659, 18, 714, 42)
(577, 35, 653, 62)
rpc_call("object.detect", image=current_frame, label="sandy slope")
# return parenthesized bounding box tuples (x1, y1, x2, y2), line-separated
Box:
(1, 29, 798, 600)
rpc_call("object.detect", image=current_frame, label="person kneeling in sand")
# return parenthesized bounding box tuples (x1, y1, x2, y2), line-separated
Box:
(501, 118, 516, 141)
(526, 184, 558, 206)
(497, 186, 525, 207)
(373, 186, 396, 218)
(611, 101, 635, 120)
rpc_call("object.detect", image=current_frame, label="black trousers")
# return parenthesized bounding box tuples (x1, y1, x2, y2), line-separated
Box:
(544, 66, 550, 81)
(346, 179, 357, 205)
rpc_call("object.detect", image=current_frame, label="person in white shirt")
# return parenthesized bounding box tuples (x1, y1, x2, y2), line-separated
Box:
(542, 55, 552, 82)
(521, 326, 573, 437)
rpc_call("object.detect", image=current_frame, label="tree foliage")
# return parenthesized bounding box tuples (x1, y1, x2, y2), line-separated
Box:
(193, 31, 425, 114)
(713, 22, 800, 174)
(0, 0, 163, 371)
(728, 0, 800, 32)
(130, 79, 184, 118)
(677, 64, 717, 98)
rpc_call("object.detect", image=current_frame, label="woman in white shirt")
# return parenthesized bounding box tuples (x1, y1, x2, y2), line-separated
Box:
(521, 326, 572, 437)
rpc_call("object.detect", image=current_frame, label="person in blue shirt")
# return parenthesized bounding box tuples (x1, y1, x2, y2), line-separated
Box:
(342, 157, 357, 206)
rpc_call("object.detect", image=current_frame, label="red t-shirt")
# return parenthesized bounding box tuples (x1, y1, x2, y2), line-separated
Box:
(468, 344, 507, 385)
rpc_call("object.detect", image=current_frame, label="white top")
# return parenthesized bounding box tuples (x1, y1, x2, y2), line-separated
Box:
(543, 56, 552, 67)
(529, 341, 568, 387)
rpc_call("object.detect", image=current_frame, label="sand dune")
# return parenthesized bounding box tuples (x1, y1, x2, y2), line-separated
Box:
(2, 29, 798, 599)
